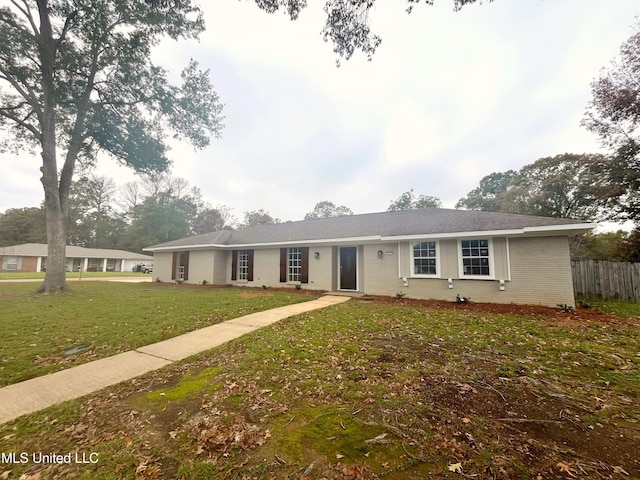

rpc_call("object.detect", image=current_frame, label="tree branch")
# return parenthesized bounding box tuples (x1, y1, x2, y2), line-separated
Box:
(54, 10, 78, 55)
(0, 69, 42, 118)
(0, 107, 41, 139)
(59, 41, 103, 207)
(10, 0, 39, 36)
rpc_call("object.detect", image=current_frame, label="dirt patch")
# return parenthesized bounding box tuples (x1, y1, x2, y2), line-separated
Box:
(361, 294, 640, 327)
(419, 373, 640, 474)
(237, 292, 274, 298)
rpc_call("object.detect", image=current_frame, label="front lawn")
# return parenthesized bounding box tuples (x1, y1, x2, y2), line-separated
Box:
(1, 298, 638, 479)
(0, 282, 318, 387)
(0, 271, 149, 280)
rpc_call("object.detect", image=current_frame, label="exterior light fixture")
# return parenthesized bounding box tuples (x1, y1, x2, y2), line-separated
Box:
(314, 251, 320, 259)
(377, 250, 384, 258)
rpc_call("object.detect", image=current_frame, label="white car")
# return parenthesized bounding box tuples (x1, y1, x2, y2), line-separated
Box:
(135, 262, 153, 273)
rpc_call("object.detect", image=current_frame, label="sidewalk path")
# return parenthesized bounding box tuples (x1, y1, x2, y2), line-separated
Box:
(0, 295, 349, 425)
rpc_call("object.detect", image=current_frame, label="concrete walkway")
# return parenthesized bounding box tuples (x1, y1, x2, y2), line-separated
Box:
(0, 295, 349, 425)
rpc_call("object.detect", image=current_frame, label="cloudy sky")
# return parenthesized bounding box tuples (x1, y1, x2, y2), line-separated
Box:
(1, 0, 639, 223)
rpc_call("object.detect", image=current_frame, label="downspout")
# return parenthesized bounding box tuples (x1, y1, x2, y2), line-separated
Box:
(506, 237, 512, 282)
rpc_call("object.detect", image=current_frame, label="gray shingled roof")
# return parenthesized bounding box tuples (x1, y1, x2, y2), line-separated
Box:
(0, 243, 152, 260)
(146, 208, 594, 250)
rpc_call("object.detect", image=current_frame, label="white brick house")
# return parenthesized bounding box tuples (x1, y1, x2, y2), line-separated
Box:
(144, 208, 595, 307)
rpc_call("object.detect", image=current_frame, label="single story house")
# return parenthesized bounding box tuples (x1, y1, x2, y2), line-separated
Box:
(144, 208, 595, 307)
(0, 243, 153, 273)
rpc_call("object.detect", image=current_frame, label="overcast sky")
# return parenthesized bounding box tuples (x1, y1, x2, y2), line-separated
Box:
(1, 0, 639, 223)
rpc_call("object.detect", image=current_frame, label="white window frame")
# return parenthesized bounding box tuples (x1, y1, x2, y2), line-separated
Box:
(288, 247, 302, 283)
(410, 240, 440, 278)
(237, 249, 249, 281)
(458, 238, 495, 280)
(3, 256, 19, 271)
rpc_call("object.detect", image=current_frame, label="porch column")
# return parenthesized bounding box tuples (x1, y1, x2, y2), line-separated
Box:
(83, 258, 88, 271)
(102, 259, 107, 272)
(36, 257, 42, 272)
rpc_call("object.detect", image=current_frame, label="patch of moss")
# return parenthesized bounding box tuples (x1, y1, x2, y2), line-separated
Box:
(145, 366, 224, 402)
(274, 405, 383, 462)
(226, 394, 243, 407)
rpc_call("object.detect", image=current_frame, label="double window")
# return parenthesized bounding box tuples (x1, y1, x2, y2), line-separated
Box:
(412, 241, 438, 276)
(2, 256, 19, 271)
(408, 239, 494, 279)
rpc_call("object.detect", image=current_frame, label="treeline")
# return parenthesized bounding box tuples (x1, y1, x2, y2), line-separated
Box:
(0, 176, 432, 253)
(1, 159, 639, 261)
(0, 173, 234, 253)
(454, 153, 640, 262)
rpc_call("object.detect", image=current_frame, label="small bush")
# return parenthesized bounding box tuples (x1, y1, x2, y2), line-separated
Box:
(557, 303, 574, 313)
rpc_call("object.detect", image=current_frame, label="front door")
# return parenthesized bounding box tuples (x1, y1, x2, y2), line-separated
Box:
(339, 247, 357, 290)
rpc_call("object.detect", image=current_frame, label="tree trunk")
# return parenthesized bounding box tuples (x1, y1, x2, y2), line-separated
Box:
(37, 197, 69, 293)
(37, 132, 70, 293)
(35, 0, 69, 293)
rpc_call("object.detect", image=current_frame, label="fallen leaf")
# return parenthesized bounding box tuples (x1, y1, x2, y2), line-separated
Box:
(556, 462, 576, 476)
(365, 433, 390, 445)
(1, 471, 11, 480)
(448, 462, 463, 473)
(462, 418, 471, 424)
(336, 453, 345, 459)
(168, 431, 177, 439)
(381, 461, 390, 468)
(456, 383, 476, 395)
(612, 466, 630, 476)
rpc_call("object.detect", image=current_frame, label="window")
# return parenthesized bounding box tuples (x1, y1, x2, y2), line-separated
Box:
(237, 249, 249, 280)
(279, 247, 309, 284)
(461, 239, 491, 276)
(3, 256, 19, 271)
(232, 250, 253, 282)
(288, 247, 302, 282)
(412, 241, 438, 276)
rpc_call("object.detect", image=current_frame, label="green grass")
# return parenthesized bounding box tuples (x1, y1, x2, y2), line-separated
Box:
(578, 294, 640, 318)
(0, 271, 148, 280)
(0, 282, 318, 387)
(1, 297, 639, 479)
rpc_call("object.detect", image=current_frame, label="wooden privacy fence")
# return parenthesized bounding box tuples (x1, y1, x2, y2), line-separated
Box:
(571, 260, 640, 303)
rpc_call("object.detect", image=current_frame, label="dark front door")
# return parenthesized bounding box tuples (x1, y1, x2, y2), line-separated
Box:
(339, 247, 357, 290)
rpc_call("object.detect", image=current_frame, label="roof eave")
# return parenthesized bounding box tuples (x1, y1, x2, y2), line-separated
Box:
(521, 223, 597, 236)
(144, 236, 383, 251)
(144, 243, 227, 252)
(143, 224, 597, 252)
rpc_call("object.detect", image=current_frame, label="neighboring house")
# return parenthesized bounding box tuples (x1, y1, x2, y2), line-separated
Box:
(0, 243, 153, 273)
(144, 208, 595, 307)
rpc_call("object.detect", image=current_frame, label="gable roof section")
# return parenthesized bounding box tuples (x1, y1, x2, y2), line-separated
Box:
(146, 208, 595, 251)
(0, 243, 152, 260)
